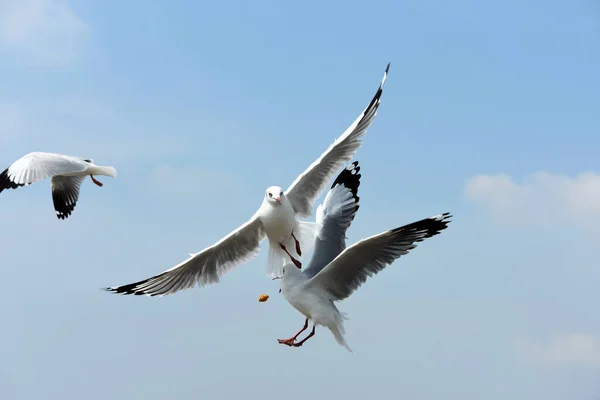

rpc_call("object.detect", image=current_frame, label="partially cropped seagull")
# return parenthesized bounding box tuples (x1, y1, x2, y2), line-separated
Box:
(105, 63, 390, 297)
(276, 204, 452, 351)
(0, 152, 117, 219)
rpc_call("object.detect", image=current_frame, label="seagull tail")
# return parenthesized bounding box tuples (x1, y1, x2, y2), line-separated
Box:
(329, 309, 352, 352)
(266, 221, 321, 278)
(267, 241, 286, 278)
(295, 220, 320, 256)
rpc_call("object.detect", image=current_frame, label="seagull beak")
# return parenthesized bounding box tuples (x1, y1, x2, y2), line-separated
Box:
(274, 197, 281, 204)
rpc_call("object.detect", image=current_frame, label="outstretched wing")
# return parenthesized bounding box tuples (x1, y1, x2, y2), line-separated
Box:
(51, 175, 87, 219)
(303, 161, 361, 279)
(308, 213, 452, 301)
(106, 217, 266, 296)
(0, 152, 89, 193)
(284, 63, 389, 218)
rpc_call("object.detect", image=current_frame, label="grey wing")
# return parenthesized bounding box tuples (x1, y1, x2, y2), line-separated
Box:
(0, 152, 89, 193)
(284, 63, 389, 218)
(303, 161, 361, 279)
(106, 217, 266, 296)
(51, 175, 87, 219)
(308, 213, 452, 301)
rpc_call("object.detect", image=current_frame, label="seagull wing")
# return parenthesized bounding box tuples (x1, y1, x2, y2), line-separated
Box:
(303, 161, 361, 279)
(0, 152, 89, 193)
(284, 64, 389, 218)
(307, 213, 452, 301)
(51, 175, 87, 220)
(106, 216, 266, 296)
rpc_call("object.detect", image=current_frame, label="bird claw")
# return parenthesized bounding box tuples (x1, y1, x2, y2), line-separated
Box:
(277, 338, 295, 346)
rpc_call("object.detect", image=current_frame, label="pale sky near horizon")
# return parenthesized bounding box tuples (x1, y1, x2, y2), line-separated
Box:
(1, 1, 599, 399)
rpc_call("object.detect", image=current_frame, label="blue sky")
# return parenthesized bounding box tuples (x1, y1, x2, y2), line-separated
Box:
(1, 0, 599, 399)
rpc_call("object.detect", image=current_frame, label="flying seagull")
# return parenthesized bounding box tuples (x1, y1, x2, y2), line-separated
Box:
(105, 63, 390, 297)
(276, 194, 452, 351)
(0, 152, 117, 219)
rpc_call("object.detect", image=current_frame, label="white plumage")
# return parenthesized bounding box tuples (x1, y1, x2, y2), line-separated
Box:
(0, 152, 117, 219)
(278, 175, 452, 351)
(105, 63, 390, 297)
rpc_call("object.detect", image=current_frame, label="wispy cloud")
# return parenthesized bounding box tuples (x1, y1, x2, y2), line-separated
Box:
(516, 334, 600, 367)
(464, 172, 600, 233)
(0, 0, 87, 66)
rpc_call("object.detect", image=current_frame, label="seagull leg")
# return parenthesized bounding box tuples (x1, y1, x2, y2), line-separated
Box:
(291, 231, 302, 256)
(292, 325, 316, 347)
(279, 244, 302, 269)
(90, 175, 103, 187)
(278, 318, 309, 346)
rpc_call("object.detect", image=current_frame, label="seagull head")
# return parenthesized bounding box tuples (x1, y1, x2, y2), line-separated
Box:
(265, 186, 284, 205)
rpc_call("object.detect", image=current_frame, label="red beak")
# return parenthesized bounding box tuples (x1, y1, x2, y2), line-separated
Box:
(275, 197, 281, 203)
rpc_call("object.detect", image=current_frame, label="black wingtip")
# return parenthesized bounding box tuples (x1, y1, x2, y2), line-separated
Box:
(104, 284, 139, 296)
(331, 161, 361, 196)
(0, 167, 23, 194)
(103, 273, 166, 296)
(330, 161, 361, 217)
(390, 212, 453, 239)
(362, 64, 390, 118)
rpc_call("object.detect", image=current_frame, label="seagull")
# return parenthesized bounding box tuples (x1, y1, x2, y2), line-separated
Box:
(0, 152, 117, 219)
(276, 191, 452, 351)
(105, 63, 390, 297)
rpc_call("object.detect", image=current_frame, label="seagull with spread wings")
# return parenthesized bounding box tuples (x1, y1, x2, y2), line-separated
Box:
(106, 63, 390, 297)
(0, 152, 117, 219)
(276, 185, 451, 350)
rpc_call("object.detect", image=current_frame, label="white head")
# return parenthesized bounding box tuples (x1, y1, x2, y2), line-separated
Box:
(281, 262, 303, 281)
(265, 185, 284, 206)
(273, 262, 303, 288)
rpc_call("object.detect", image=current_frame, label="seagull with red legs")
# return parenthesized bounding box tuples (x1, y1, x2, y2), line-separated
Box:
(0, 152, 117, 220)
(276, 164, 452, 350)
(105, 63, 390, 297)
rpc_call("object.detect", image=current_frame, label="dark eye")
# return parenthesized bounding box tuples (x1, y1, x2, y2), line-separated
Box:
(268, 193, 272, 197)
(280, 191, 283, 196)
(283, 267, 286, 274)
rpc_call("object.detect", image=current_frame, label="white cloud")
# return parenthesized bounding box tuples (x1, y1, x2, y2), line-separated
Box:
(516, 334, 600, 367)
(464, 172, 600, 232)
(0, 0, 87, 66)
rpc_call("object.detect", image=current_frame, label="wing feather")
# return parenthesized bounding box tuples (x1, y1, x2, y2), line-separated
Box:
(303, 161, 362, 279)
(284, 64, 389, 217)
(0, 152, 89, 193)
(307, 213, 452, 301)
(106, 217, 266, 296)
(51, 175, 87, 219)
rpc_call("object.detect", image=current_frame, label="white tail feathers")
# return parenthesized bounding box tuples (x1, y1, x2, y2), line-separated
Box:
(267, 241, 286, 278)
(328, 310, 352, 352)
(295, 220, 320, 256)
(329, 323, 352, 352)
(266, 220, 321, 278)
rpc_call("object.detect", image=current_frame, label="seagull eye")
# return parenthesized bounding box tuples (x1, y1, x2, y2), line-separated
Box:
(268, 193, 272, 197)
(280, 191, 283, 196)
